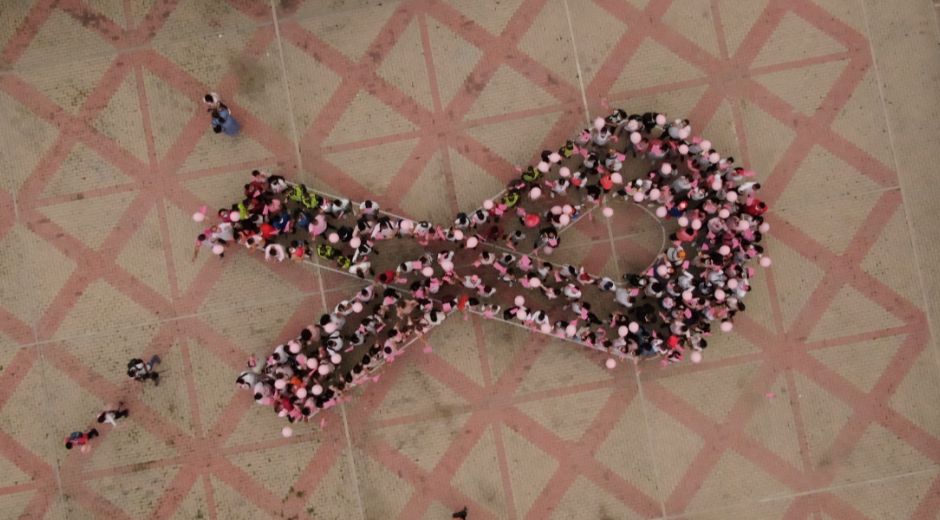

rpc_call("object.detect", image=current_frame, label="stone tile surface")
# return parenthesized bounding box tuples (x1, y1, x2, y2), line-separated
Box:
(0, 0, 939, 519)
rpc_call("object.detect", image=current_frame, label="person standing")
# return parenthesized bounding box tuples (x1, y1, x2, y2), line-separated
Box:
(203, 92, 220, 110)
(211, 102, 240, 136)
(127, 356, 161, 386)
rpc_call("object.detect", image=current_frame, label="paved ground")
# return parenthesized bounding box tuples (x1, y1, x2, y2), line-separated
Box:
(1, 0, 940, 519)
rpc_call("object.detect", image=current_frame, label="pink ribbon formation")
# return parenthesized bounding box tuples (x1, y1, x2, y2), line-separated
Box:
(194, 109, 771, 427)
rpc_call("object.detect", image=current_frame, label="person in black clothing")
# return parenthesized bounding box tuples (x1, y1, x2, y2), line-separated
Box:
(127, 355, 161, 386)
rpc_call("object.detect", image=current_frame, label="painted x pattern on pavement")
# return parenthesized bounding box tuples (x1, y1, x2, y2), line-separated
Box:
(0, 0, 938, 518)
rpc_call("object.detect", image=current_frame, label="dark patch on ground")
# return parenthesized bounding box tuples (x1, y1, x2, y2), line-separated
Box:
(230, 54, 267, 98)
(279, 0, 301, 13)
(73, 10, 109, 29)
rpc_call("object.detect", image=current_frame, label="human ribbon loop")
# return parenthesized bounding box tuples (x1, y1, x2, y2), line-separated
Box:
(195, 109, 770, 423)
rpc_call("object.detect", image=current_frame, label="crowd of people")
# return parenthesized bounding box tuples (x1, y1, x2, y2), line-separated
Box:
(59, 91, 767, 519)
(194, 107, 771, 429)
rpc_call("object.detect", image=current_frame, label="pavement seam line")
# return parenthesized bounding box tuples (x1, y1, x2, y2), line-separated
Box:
(340, 404, 367, 520)
(269, 0, 305, 177)
(858, 0, 940, 383)
(269, 4, 364, 511)
(633, 365, 668, 518)
(562, 0, 592, 126)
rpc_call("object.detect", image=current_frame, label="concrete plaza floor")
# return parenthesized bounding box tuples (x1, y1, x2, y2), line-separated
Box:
(1, 0, 940, 518)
